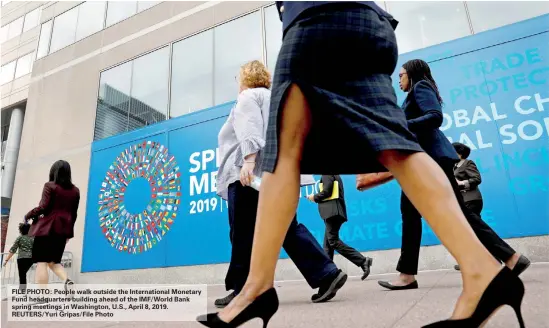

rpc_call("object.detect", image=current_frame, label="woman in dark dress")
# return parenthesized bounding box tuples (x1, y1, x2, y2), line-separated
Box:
(25, 160, 79, 288)
(198, 2, 525, 328)
(377, 59, 529, 291)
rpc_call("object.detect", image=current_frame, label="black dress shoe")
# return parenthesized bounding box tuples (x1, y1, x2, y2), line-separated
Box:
(214, 291, 237, 308)
(361, 257, 374, 280)
(454, 264, 460, 271)
(378, 280, 418, 291)
(512, 255, 531, 276)
(311, 270, 347, 303)
(312, 291, 336, 303)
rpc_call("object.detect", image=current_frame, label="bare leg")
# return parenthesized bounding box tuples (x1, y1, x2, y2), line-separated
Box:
(378, 150, 501, 319)
(218, 84, 311, 322)
(219, 85, 501, 322)
(47, 263, 68, 281)
(457, 253, 522, 271)
(35, 263, 49, 285)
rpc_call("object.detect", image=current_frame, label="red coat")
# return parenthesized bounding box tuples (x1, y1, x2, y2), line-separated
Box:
(25, 181, 80, 238)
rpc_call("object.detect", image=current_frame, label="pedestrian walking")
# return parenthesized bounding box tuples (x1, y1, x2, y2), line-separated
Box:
(25, 160, 79, 290)
(214, 60, 347, 309)
(451, 142, 529, 273)
(378, 59, 530, 292)
(3, 222, 34, 291)
(307, 175, 373, 279)
(197, 3, 526, 328)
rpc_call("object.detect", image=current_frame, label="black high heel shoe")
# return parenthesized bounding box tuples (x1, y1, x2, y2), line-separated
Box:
(197, 288, 279, 328)
(422, 267, 525, 328)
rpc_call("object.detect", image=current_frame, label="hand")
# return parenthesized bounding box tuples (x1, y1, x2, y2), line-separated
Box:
(240, 161, 255, 186)
(457, 180, 466, 186)
(307, 194, 315, 202)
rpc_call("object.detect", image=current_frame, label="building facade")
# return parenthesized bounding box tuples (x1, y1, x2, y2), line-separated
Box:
(1, 1, 548, 283)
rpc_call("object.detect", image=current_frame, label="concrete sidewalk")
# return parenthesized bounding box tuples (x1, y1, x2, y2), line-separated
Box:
(2, 263, 548, 328)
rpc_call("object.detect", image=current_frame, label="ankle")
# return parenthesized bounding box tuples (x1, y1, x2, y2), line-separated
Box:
(458, 255, 501, 275)
(398, 274, 416, 283)
(240, 281, 273, 300)
(460, 262, 501, 291)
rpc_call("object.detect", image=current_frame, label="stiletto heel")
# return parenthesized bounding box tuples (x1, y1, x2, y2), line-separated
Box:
(260, 309, 275, 328)
(197, 288, 279, 328)
(513, 306, 525, 328)
(422, 267, 526, 327)
(510, 295, 526, 328)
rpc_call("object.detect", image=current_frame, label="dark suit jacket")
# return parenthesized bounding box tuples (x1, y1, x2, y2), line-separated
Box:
(313, 175, 347, 221)
(454, 159, 483, 202)
(25, 182, 80, 238)
(403, 80, 459, 164)
(275, 1, 396, 33)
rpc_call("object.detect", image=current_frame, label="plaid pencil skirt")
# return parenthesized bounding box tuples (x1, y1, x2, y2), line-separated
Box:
(261, 4, 423, 175)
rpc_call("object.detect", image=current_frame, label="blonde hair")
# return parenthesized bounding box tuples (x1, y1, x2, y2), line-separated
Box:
(239, 60, 272, 89)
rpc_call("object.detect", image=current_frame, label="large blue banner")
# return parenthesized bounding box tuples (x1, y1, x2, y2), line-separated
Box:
(82, 15, 549, 272)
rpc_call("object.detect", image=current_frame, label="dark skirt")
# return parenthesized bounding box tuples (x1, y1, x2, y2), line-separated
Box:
(32, 235, 66, 264)
(262, 4, 423, 175)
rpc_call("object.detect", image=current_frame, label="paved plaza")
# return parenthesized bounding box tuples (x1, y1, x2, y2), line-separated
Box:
(2, 263, 548, 328)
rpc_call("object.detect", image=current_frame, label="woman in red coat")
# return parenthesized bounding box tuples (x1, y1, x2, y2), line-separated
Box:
(25, 160, 79, 288)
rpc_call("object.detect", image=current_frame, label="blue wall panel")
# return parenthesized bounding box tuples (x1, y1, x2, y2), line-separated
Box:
(82, 15, 549, 272)
(164, 118, 231, 267)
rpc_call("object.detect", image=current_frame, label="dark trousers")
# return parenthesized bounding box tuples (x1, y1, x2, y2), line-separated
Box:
(17, 258, 34, 290)
(323, 215, 366, 267)
(465, 199, 483, 216)
(397, 162, 516, 275)
(225, 182, 338, 293)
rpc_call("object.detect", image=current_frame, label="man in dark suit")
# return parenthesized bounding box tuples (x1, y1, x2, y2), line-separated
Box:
(453, 142, 483, 211)
(308, 175, 373, 280)
(451, 142, 529, 272)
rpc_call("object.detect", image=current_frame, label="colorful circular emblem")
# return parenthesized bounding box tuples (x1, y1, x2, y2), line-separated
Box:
(98, 141, 181, 254)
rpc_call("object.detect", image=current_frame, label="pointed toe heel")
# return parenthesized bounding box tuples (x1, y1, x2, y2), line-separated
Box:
(422, 267, 525, 328)
(196, 288, 278, 328)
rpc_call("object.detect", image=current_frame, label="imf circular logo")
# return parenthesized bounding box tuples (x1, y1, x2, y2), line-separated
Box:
(98, 141, 181, 254)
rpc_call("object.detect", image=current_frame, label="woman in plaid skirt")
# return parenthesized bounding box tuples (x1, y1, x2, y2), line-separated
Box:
(198, 2, 526, 328)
